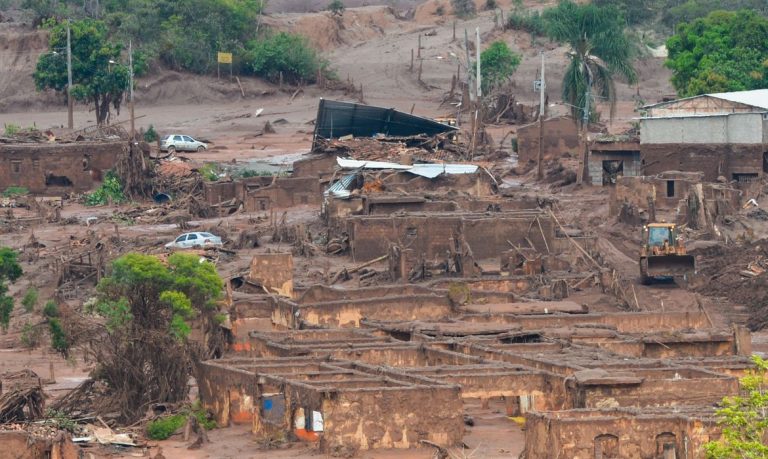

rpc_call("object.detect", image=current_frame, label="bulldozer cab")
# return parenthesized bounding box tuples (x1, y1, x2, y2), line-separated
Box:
(643, 223, 682, 248)
(646, 225, 675, 247)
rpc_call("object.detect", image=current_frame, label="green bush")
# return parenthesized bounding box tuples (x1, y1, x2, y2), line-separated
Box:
(0, 296, 12, 332)
(85, 170, 125, 206)
(451, 0, 476, 18)
(245, 32, 322, 85)
(147, 414, 186, 440)
(2, 187, 29, 198)
(143, 124, 159, 142)
(480, 41, 521, 94)
(328, 0, 344, 16)
(21, 288, 39, 313)
(48, 318, 69, 356)
(3, 124, 20, 136)
(20, 322, 41, 348)
(506, 10, 546, 37)
(198, 163, 221, 182)
(43, 300, 59, 318)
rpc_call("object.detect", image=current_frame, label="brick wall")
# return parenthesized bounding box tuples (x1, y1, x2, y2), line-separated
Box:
(0, 141, 124, 194)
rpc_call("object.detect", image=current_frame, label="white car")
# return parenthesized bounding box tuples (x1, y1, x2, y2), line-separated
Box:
(160, 134, 207, 153)
(165, 232, 223, 249)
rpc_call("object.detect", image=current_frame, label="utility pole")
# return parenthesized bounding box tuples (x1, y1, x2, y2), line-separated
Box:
(464, 29, 473, 102)
(577, 79, 591, 184)
(128, 39, 135, 141)
(475, 27, 481, 100)
(536, 52, 545, 180)
(66, 19, 73, 130)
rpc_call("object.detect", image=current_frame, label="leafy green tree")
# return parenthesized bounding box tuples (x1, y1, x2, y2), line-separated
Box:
(0, 248, 22, 331)
(705, 355, 768, 458)
(543, 0, 637, 123)
(480, 41, 521, 95)
(33, 19, 131, 125)
(328, 0, 344, 16)
(89, 253, 224, 421)
(665, 10, 768, 97)
(246, 32, 322, 84)
(662, 0, 768, 29)
(593, 0, 660, 26)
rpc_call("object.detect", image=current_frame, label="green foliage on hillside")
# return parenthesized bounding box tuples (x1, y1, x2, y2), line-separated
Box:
(25, 0, 327, 85)
(245, 32, 323, 85)
(666, 10, 768, 96)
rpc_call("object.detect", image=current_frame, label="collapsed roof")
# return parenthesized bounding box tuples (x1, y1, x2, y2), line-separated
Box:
(312, 99, 458, 149)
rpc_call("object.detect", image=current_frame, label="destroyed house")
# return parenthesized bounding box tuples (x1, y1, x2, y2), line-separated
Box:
(640, 89, 768, 182)
(311, 99, 457, 148)
(0, 140, 124, 194)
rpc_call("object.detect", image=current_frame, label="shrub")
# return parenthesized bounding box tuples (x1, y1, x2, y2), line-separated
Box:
(480, 41, 521, 95)
(48, 318, 69, 356)
(485, 0, 497, 10)
(3, 124, 20, 136)
(198, 163, 221, 182)
(245, 32, 322, 85)
(3, 186, 29, 198)
(328, 0, 344, 16)
(435, 4, 445, 15)
(21, 288, 39, 313)
(21, 322, 41, 348)
(43, 300, 59, 318)
(0, 296, 12, 331)
(451, 0, 475, 18)
(147, 414, 186, 440)
(143, 124, 159, 142)
(506, 10, 546, 37)
(85, 170, 125, 206)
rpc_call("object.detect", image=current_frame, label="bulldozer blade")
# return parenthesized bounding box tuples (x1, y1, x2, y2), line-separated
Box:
(646, 255, 696, 277)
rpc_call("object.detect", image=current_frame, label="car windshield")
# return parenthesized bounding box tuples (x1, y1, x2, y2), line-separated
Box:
(648, 227, 672, 247)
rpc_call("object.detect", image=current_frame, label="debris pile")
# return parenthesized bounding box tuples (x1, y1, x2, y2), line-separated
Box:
(313, 133, 469, 162)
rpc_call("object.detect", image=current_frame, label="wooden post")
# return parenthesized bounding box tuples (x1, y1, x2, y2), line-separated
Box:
(418, 58, 423, 82)
(452, 20, 456, 41)
(410, 49, 414, 73)
(410, 103, 415, 114)
(417, 34, 421, 58)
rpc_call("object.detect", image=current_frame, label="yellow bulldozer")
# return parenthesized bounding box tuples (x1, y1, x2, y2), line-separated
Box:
(639, 222, 696, 285)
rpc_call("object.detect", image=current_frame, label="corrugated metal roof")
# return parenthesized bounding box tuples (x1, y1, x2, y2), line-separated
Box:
(335, 157, 478, 179)
(324, 173, 357, 199)
(312, 99, 458, 149)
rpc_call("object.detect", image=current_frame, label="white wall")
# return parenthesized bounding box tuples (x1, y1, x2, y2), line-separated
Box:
(641, 113, 765, 144)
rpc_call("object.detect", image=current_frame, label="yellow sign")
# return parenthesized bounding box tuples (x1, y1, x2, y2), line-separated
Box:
(217, 52, 233, 64)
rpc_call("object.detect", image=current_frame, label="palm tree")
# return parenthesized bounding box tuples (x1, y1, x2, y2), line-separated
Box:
(544, 1, 637, 183)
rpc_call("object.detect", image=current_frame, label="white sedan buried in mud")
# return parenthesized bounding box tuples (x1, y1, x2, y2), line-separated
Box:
(160, 134, 208, 153)
(165, 232, 223, 250)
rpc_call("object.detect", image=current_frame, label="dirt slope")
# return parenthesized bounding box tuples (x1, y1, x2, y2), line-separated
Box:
(0, 24, 59, 112)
